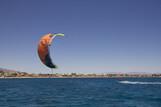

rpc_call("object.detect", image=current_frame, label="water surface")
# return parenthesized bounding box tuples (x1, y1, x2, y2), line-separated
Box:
(0, 78, 161, 107)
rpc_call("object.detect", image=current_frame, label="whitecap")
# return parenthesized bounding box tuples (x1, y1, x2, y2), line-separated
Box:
(119, 81, 161, 85)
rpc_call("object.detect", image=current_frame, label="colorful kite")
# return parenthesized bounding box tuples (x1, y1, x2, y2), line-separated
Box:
(38, 33, 64, 68)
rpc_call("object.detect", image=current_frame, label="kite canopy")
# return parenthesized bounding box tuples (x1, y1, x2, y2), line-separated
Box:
(37, 33, 64, 68)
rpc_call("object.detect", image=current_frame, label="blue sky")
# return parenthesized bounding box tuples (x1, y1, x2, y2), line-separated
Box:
(0, 0, 161, 73)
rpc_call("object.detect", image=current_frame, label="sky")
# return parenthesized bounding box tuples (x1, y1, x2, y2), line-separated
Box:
(0, 0, 161, 74)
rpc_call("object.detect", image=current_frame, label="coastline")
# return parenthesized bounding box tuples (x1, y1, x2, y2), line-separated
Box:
(0, 75, 161, 79)
(1, 68, 161, 78)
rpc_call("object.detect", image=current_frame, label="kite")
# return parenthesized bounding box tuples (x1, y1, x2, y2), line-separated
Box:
(37, 33, 64, 68)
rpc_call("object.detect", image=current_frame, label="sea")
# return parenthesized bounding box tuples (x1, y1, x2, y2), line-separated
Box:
(0, 78, 161, 107)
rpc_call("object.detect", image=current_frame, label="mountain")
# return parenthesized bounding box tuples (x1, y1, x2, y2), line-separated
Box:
(0, 68, 18, 73)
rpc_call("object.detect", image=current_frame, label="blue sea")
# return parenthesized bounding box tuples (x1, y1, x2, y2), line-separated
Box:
(0, 78, 161, 107)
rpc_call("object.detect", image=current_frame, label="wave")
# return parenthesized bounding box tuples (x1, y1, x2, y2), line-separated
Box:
(119, 81, 161, 85)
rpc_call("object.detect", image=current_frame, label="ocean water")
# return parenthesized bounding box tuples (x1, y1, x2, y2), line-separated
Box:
(0, 78, 161, 107)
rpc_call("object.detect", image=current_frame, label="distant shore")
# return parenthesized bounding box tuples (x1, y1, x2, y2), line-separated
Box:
(0, 69, 161, 78)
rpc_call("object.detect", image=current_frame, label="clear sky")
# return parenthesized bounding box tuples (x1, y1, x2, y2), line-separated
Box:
(0, 0, 161, 73)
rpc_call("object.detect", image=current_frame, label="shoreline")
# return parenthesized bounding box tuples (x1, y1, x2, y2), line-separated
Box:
(1, 69, 161, 78)
(0, 76, 161, 79)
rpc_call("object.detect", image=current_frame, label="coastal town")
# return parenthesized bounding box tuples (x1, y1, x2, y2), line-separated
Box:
(0, 68, 161, 78)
